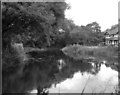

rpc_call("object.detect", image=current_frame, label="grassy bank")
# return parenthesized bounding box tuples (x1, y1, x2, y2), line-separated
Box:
(62, 44, 118, 64)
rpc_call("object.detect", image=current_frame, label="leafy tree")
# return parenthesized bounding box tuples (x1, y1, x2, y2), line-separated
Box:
(2, 2, 69, 49)
(66, 22, 104, 46)
(86, 21, 101, 32)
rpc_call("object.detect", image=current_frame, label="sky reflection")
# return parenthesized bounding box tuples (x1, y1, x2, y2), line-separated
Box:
(49, 64, 118, 93)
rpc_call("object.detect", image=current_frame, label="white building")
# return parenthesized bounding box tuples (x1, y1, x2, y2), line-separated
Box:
(104, 26, 118, 46)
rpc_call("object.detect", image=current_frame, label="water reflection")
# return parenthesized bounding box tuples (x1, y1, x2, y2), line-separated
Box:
(2, 49, 118, 94)
(49, 64, 118, 93)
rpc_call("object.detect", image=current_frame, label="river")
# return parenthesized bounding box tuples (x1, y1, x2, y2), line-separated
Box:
(48, 64, 118, 93)
(26, 49, 118, 94)
(2, 47, 119, 94)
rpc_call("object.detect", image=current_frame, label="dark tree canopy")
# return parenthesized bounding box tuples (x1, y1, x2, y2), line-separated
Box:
(2, 2, 69, 49)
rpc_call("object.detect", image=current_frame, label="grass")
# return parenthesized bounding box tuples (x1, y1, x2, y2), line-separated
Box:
(62, 44, 118, 64)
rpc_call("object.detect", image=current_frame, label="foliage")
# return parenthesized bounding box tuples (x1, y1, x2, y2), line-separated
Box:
(2, 2, 69, 49)
(86, 21, 101, 32)
(2, 2, 105, 48)
(66, 22, 105, 46)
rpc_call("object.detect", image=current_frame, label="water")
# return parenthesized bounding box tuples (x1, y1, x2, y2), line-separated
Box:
(48, 64, 118, 93)
(30, 63, 118, 94)
(3, 50, 118, 94)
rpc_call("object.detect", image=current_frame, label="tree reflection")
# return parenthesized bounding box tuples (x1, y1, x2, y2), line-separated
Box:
(2, 49, 102, 94)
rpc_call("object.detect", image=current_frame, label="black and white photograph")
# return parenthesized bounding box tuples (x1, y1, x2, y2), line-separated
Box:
(2, 0, 120, 94)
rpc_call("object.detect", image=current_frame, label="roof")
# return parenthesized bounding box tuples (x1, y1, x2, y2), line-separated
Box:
(105, 27, 118, 35)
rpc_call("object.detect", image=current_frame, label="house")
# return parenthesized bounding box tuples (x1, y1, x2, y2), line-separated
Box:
(104, 25, 118, 46)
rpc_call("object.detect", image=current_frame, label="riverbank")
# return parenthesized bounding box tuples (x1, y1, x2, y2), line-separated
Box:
(24, 44, 118, 71)
(62, 44, 118, 64)
(24, 44, 118, 65)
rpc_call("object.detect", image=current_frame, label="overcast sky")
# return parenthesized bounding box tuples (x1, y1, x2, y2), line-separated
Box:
(65, 0, 119, 31)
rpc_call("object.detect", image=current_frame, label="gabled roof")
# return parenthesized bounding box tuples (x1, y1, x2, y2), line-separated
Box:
(105, 26, 118, 35)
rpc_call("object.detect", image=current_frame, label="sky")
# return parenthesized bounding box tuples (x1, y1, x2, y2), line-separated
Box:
(65, 0, 119, 31)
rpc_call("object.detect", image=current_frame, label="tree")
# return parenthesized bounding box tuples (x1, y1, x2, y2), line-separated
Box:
(86, 22, 101, 32)
(2, 2, 68, 49)
(66, 22, 104, 46)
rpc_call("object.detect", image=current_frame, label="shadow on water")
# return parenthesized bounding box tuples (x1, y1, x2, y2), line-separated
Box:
(2, 49, 118, 94)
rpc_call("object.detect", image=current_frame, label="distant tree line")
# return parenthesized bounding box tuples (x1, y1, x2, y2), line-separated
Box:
(65, 21, 105, 46)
